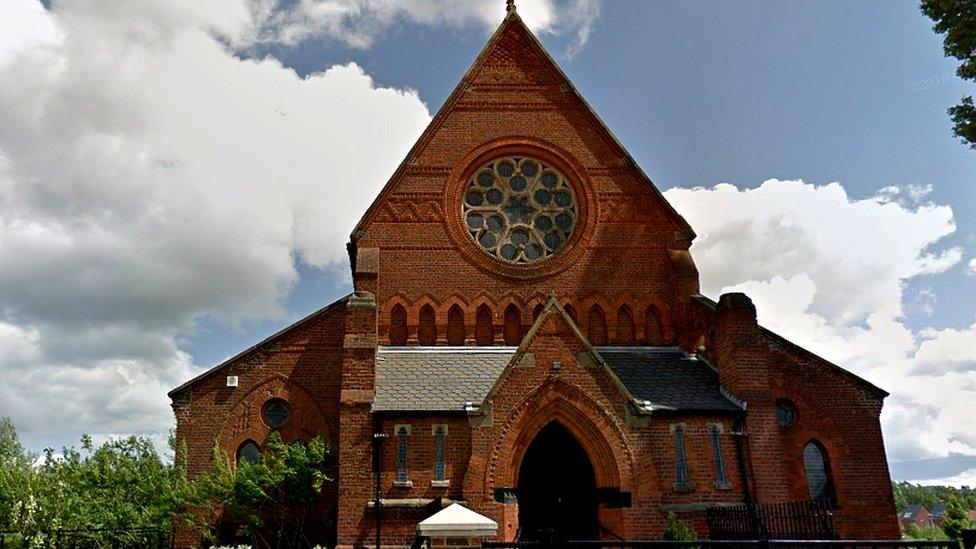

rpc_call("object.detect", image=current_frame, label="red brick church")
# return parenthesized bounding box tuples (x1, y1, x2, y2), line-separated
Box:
(170, 5, 899, 547)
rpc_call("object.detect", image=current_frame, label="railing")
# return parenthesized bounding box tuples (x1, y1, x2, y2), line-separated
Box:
(708, 500, 837, 540)
(0, 527, 168, 549)
(483, 541, 960, 549)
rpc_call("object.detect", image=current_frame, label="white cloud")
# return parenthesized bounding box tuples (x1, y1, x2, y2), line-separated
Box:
(0, 0, 432, 448)
(910, 468, 976, 488)
(228, 0, 601, 57)
(0, 0, 607, 451)
(665, 180, 976, 476)
(967, 258, 976, 277)
(0, 0, 60, 63)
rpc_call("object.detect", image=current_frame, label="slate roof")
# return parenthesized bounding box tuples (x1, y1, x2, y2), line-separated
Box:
(372, 347, 516, 412)
(597, 347, 743, 412)
(372, 345, 741, 414)
(901, 504, 927, 519)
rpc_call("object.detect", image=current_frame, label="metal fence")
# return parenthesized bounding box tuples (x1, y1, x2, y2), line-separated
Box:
(0, 527, 168, 549)
(707, 500, 837, 540)
(483, 541, 960, 549)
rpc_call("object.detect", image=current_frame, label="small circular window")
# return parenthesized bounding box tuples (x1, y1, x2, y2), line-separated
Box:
(462, 156, 577, 264)
(237, 440, 260, 465)
(262, 399, 290, 429)
(776, 399, 798, 427)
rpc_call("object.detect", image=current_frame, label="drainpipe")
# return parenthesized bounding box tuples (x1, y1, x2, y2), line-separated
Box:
(732, 411, 753, 506)
(733, 411, 764, 538)
(373, 417, 388, 549)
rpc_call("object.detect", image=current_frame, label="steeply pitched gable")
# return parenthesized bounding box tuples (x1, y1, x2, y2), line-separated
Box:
(351, 7, 694, 243)
(479, 295, 633, 409)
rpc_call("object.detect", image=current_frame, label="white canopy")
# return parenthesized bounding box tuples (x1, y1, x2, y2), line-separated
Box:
(417, 503, 499, 538)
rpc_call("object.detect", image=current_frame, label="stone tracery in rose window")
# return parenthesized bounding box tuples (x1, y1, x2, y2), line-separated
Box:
(462, 156, 577, 264)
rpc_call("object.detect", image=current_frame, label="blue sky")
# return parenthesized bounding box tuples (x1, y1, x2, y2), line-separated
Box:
(1, 0, 974, 485)
(194, 0, 976, 362)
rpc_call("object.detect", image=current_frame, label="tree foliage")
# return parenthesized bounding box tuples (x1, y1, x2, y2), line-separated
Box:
(662, 511, 696, 541)
(0, 418, 33, 534)
(0, 420, 189, 547)
(902, 523, 949, 541)
(921, 0, 976, 149)
(942, 497, 974, 541)
(0, 418, 334, 548)
(189, 432, 335, 546)
(893, 481, 976, 511)
(893, 482, 976, 541)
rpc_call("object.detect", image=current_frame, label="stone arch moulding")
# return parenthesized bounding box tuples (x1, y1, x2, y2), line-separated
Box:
(774, 378, 849, 504)
(380, 293, 411, 316)
(437, 295, 470, 319)
(216, 374, 331, 457)
(443, 137, 598, 280)
(408, 293, 440, 324)
(483, 380, 639, 495)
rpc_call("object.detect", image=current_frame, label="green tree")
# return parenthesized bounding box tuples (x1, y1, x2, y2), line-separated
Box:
(0, 419, 193, 547)
(191, 432, 335, 547)
(903, 523, 949, 541)
(662, 511, 696, 541)
(942, 497, 973, 541)
(892, 481, 976, 512)
(921, 0, 976, 149)
(0, 418, 35, 535)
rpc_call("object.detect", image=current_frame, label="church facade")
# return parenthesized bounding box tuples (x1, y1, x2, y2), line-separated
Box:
(170, 7, 899, 548)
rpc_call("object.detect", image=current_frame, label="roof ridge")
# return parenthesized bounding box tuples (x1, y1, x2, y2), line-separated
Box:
(168, 293, 355, 397)
(350, 6, 695, 244)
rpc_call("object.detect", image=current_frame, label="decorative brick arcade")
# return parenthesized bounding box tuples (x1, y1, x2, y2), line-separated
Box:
(170, 4, 900, 548)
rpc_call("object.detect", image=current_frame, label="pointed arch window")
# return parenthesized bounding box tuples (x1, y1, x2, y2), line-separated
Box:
(236, 440, 260, 466)
(616, 305, 635, 345)
(447, 305, 465, 346)
(709, 424, 730, 489)
(564, 304, 578, 325)
(504, 304, 522, 345)
(532, 303, 544, 322)
(587, 305, 607, 345)
(432, 424, 448, 485)
(418, 305, 436, 346)
(475, 305, 494, 346)
(803, 440, 835, 503)
(389, 304, 407, 346)
(395, 425, 411, 487)
(672, 424, 692, 491)
(645, 305, 664, 345)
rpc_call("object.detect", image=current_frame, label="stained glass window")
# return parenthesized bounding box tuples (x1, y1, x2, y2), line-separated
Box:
(776, 399, 797, 427)
(433, 425, 447, 481)
(262, 400, 289, 429)
(462, 156, 577, 264)
(709, 425, 729, 487)
(396, 425, 410, 484)
(673, 425, 691, 488)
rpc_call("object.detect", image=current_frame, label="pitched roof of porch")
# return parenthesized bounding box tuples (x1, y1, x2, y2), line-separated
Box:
(371, 345, 741, 413)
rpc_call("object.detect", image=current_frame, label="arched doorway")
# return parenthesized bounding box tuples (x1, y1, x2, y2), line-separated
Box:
(517, 422, 599, 542)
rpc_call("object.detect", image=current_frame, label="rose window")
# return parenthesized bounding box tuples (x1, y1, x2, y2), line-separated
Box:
(462, 156, 577, 264)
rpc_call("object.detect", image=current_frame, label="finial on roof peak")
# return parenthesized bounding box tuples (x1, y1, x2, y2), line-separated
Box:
(506, 0, 516, 13)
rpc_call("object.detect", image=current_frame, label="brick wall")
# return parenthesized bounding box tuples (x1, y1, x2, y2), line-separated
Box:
(352, 15, 695, 355)
(170, 296, 348, 547)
